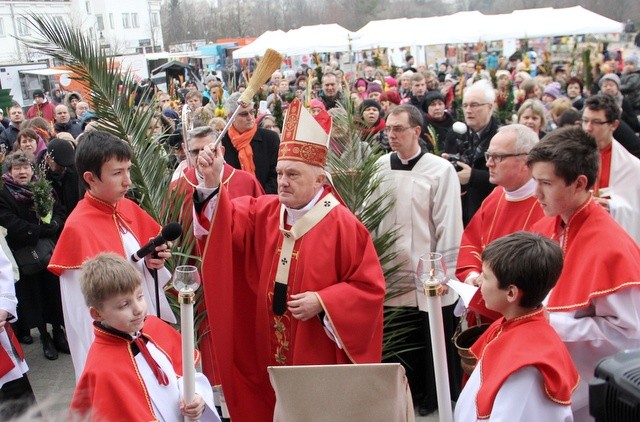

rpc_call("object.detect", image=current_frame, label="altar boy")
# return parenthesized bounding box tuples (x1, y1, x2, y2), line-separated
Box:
(70, 253, 220, 422)
(454, 232, 579, 421)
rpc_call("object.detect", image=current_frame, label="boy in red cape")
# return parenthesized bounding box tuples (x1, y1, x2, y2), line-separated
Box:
(70, 253, 219, 422)
(455, 232, 579, 421)
(527, 127, 640, 420)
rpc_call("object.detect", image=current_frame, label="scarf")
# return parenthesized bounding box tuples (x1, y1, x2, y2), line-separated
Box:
(2, 173, 34, 203)
(362, 117, 385, 138)
(228, 124, 257, 175)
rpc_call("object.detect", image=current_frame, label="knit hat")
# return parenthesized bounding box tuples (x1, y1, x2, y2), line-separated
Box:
(46, 137, 75, 167)
(360, 99, 382, 114)
(384, 77, 398, 88)
(624, 55, 638, 68)
(310, 99, 326, 112)
(33, 89, 45, 99)
(599, 73, 621, 88)
(366, 82, 383, 94)
(424, 91, 446, 108)
(496, 70, 510, 79)
(279, 99, 331, 168)
(380, 91, 401, 105)
(355, 78, 367, 88)
(543, 82, 562, 100)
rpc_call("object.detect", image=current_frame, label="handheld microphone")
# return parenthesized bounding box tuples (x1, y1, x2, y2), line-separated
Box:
(131, 222, 182, 262)
(452, 121, 467, 135)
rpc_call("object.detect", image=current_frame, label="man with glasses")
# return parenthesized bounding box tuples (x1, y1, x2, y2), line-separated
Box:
(581, 94, 640, 243)
(444, 80, 500, 226)
(220, 92, 280, 193)
(372, 104, 463, 416)
(456, 125, 544, 311)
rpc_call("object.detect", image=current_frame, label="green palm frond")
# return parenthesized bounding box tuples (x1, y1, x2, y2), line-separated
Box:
(21, 14, 199, 325)
(326, 98, 417, 358)
(21, 13, 169, 224)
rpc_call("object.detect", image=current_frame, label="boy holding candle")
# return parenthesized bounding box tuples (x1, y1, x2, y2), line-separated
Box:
(70, 253, 219, 422)
(454, 232, 579, 421)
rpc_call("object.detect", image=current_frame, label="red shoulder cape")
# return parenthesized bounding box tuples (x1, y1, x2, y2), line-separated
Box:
(470, 308, 579, 419)
(531, 198, 640, 311)
(456, 186, 544, 282)
(48, 192, 162, 275)
(70, 316, 191, 421)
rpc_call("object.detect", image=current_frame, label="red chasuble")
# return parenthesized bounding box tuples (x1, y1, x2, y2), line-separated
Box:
(70, 316, 192, 421)
(170, 164, 263, 385)
(470, 308, 579, 419)
(531, 197, 640, 311)
(48, 192, 162, 274)
(456, 186, 544, 283)
(199, 186, 386, 422)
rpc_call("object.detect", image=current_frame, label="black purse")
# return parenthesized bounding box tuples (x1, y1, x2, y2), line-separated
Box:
(12, 238, 56, 276)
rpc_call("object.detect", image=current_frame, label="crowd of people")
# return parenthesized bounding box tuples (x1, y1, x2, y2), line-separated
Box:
(0, 42, 639, 421)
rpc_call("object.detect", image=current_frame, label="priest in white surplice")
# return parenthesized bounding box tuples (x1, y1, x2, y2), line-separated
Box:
(371, 104, 463, 416)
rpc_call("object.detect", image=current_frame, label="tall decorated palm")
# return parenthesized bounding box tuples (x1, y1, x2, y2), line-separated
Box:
(21, 15, 196, 318)
(327, 98, 420, 360)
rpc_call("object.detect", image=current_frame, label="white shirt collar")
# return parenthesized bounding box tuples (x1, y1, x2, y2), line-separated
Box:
(505, 178, 536, 200)
(285, 188, 324, 225)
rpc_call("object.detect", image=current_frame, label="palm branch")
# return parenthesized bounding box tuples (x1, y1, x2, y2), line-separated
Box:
(21, 14, 197, 320)
(326, 98, 417, 360)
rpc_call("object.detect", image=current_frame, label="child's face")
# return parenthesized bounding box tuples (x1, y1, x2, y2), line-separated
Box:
(92, 286, 147, 335)
(86, 158, 132, 206)
(480, 262, 508, 314)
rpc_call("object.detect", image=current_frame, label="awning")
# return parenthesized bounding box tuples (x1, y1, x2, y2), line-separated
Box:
(19, 69, 72, 76)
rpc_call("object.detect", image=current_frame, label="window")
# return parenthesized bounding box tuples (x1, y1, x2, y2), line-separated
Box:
(131, 13, 139, 28)
(17, 17, 30, 36)
(96, 15, 104, 31)
(122, 13, 130, 29)
(151, 12, 160, 28)
(109, 13, 114, 30)
(85, 1, 90, 14)
(0, 18, 5, 38)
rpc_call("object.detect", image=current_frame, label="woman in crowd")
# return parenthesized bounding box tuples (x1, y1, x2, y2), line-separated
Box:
(13, 128, 47, 157)
(566, 77, 585, 110)
(0, 152, 67, 360)
(517, 99, 547, 138)
(359, 99, 388, 152)
(424, 91, 455, 151)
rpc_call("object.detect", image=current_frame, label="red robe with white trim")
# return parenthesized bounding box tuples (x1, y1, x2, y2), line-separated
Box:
(198, 185, 385, 422)
(70, 316, 189, 421)
(170, 164, 263, 384)
(469, 308, 579, 418)
(48, 193, 162, 274)
(531, 197, 640, 311)
(456, 186, 545, 283)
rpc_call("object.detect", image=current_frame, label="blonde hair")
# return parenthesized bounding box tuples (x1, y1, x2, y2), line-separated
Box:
(80, 253, 141, 309)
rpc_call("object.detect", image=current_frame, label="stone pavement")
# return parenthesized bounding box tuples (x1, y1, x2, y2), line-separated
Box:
(21, 327, 441, 421)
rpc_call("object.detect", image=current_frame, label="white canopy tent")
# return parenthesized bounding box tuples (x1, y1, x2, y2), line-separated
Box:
(233, 30, 287, 59)
(352, 6, 622, 51)
(233, 24, 354, 59)
(233, 7, 622, 61)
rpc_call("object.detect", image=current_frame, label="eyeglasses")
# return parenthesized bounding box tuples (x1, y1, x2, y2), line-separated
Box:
(237, 110, 256, 117)
(383, 125, 414, 134)
(484, 152, 527, 163)
(581, 118, 611, 126)
(462, 102, 490, 109)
